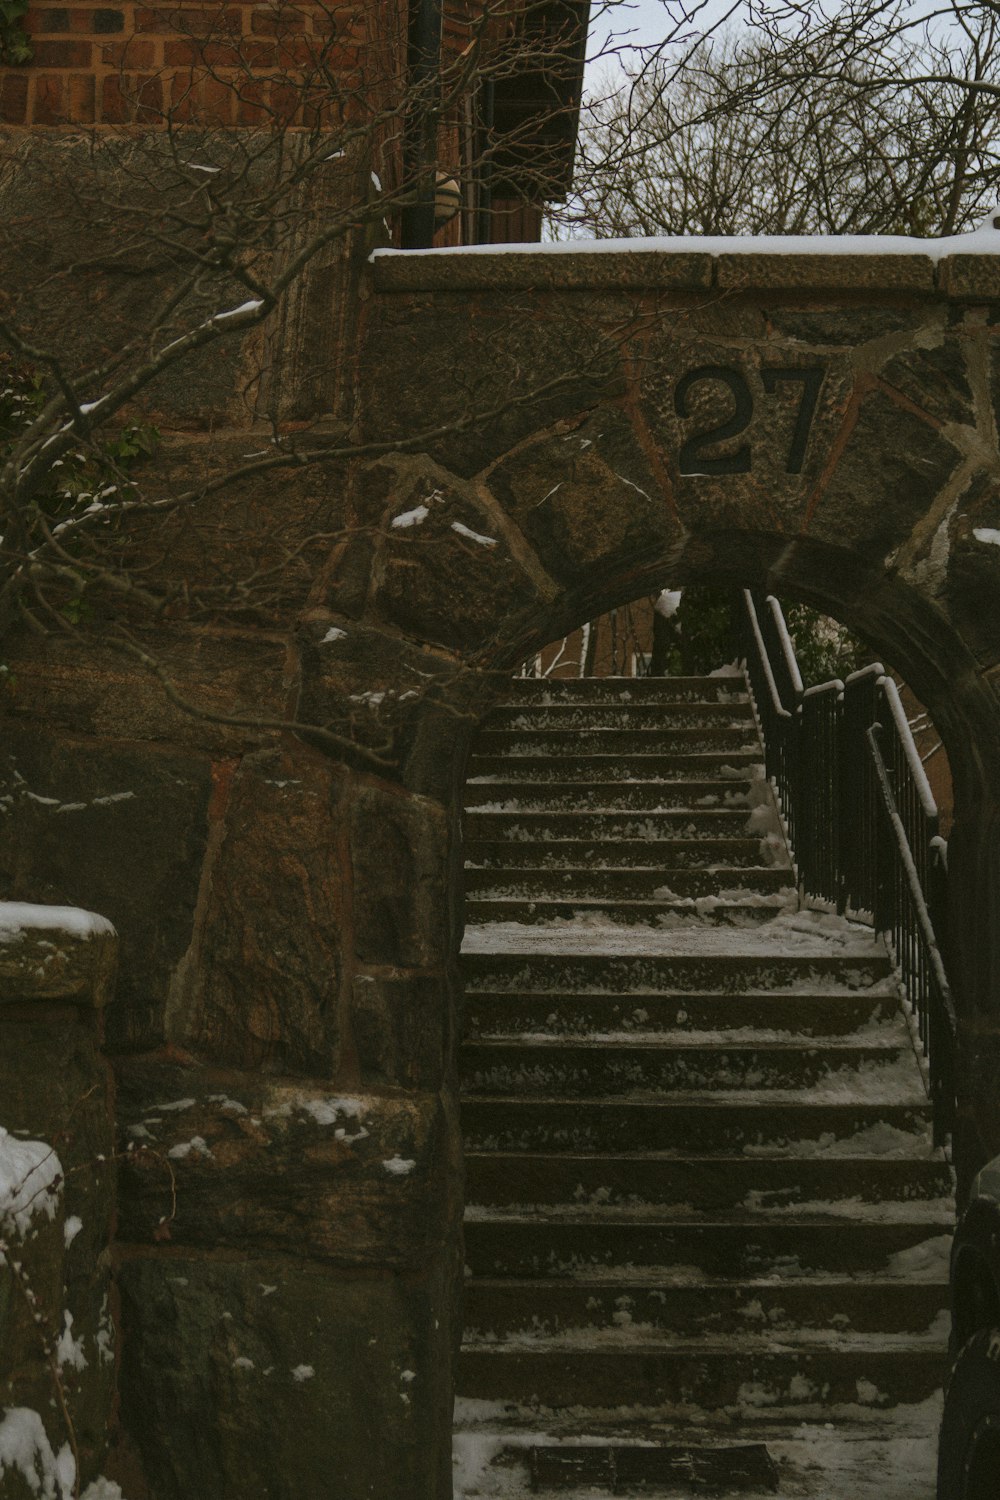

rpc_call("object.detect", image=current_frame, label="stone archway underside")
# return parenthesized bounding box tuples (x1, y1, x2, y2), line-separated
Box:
(6, 236, 1000, 1499)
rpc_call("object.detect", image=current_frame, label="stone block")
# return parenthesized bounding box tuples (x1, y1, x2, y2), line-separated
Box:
(362, 456, 550, 652)
(879, 331, 975, 427)
(487, 408, 681, 586)
(938, 254, 1000, 300)
(117, 1251, 456, 1500)
(807, 387, 964, 557)
(3, 627, 295, 756)
(0, 919, 118, 1487)
(0, 729, 210, 1051)
(370, 247, 714, 294)
(358, 292, 627, 479)
(116, 1063, 456, 1268)
(182, 748, 347, 1074)
(349, 784, 450, 967)
(716, 253, 935, 292)
(351, 973, 448, 1091)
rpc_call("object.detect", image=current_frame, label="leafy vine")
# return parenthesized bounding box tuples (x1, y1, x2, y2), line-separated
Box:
(0, 0, 31, 64)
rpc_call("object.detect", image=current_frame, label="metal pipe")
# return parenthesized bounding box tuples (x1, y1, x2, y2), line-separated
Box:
(477, 77, 494, 245)
(401, 0, 443, 249)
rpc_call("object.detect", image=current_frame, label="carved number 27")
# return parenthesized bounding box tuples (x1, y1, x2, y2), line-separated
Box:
(674, 365, 825, 477)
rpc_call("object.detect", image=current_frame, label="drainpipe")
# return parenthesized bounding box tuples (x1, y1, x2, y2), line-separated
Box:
(401, 0, 443, 249)
(476, 77, 494, 245)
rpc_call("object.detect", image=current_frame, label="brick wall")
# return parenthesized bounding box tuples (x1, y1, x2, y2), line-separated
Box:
(0, 0, 402, 127)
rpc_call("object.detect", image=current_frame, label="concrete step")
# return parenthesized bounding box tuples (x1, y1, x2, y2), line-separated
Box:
(459, 1038, 916, 1097)
(463, 897, 790, 926)
(462, 989, 902, 1040)
(456, 1335, 948, 1411)
(474, 727, 759, 756)
(485, 703, 754, 731)
(453, 1405, 943, 1499)
(463, 809, 753, 842)
(462, 1214, 953, 1280)
(463, 780, 754, 812)
(503, 1439, 779, 1495)
(461, 1097, 932, 1154)
(465, 837, 770, 870)
(464, 1151, 954, 1211)
(464, 868, 792, 900)
(467, 752, 762, 782)
(498, 676, 747, 704)
(463, 1273, 950, 1340)
(462, 952, 892, 996)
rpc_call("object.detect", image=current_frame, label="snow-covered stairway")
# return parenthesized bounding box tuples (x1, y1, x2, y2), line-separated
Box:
(454, 675, 954, 1499)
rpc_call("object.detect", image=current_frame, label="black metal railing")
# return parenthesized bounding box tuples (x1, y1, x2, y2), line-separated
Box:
(737, 588, 959, 1145)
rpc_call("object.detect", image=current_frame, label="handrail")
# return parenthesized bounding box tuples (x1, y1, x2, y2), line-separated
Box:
(736, 588, 958, 1145)
(867, 724, 958, 1144)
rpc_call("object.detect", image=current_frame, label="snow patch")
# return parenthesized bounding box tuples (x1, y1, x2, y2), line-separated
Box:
(382, 1156, 416, 1176)
(0, 1128, 62, 1237)
(0, 1408, 76, 1500)
(0, 903, 115, 944)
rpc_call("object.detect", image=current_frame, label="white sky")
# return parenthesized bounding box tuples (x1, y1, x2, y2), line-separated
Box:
(586, 0, 745, 89)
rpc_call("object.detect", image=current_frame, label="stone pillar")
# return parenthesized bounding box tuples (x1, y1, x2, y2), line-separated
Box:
(0, 904, 118, 1497)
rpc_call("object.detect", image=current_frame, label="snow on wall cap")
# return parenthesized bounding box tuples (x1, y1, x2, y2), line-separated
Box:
(376, 209, 1000, 262)
(0, 902, 118, 1009)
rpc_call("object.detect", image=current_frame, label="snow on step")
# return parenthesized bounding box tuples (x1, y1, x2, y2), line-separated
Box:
(456, 673, 953, 1496)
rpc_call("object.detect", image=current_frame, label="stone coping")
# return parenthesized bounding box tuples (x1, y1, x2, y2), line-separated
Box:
(370, 248, 1000, 299)
(0, 903, 118, 1008)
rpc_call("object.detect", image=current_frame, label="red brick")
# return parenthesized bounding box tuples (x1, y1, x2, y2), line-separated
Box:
(135, 6, 242, 34)
(55, 7, 125, 30)
(101, 70, 163, 121)
(164, 37, 274, 65)
(24, 9, 71, 33)
(162, 37, 199, 62)
(250, 4, 307, 36)
(166, 68, 234, 124)
(68, 70, 96, 119)
(33, 73, 67, 123)
(268, 78, 300, 124)
(234, 75, 267, 122)
(101, 37, 156, 64)
(0, 73, 29, 124)
(31, 38, 93, 65)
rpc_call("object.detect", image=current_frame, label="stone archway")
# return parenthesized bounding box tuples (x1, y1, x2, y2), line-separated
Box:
(4, 233, 1000, 1498)
(354, 238, 1000, 1185)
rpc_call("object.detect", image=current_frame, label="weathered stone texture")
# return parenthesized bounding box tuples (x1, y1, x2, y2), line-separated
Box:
(178, 748, 348, 1074)
(0, 913, 118, 1489)
(350, 785, 451, 968)
(117, 1253, 455, 1500)
(807, 388, 965, 556)
(116, 1064, 455, 1267)
(0, 727, 211, 1050)
(487, 409, 681, 584)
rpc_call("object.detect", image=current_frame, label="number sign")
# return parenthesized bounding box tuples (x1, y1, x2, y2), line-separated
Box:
(673, 366, 825, 476)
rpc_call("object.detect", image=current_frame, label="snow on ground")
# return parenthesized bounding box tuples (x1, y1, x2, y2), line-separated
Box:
(462, 907, 885, 958)
(453, 1395, 942, 1499)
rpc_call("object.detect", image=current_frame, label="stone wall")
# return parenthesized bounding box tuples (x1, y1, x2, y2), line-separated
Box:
(4, 223, 1000, 1495)
(0, 905, 118, 1497)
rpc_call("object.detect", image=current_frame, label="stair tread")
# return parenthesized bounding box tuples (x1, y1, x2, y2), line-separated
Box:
(461, 1329, 948, 1351)
(462, 1036, 909, 1051)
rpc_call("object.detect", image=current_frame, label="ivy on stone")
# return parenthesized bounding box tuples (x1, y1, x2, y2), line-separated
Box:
(0, 0, 31, 64)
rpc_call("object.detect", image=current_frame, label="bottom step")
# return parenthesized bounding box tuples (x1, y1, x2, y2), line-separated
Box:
(528, 1442, 778, 1493)
(453, 1398, 942, 1499)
